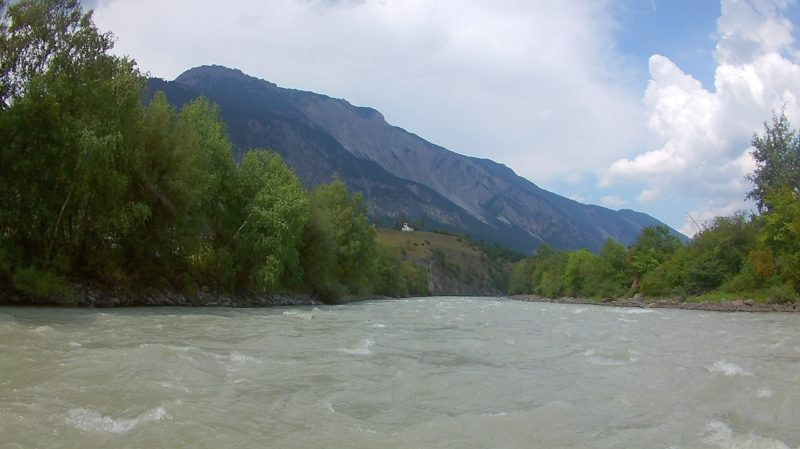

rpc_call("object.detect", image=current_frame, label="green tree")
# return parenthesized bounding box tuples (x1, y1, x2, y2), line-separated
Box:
(627, 226, 682, 290)
(301, 180, 377, 299)
(229, 150, 309, 293)
(1, 0, 114, 108)
(0, 0, 145, 281)
(372, 242, 429, 297)
(746, 112, 800, 212)
(742, 114, 800, 297)
(759, 187, 800, 291)
(563, 249, 597, 297)
(509, 258, 535, 295)
(119, 94, 238, 288)
(528, 244, 567, 298)
(686, 214, 756, 292)
(592, 238, 629, 298)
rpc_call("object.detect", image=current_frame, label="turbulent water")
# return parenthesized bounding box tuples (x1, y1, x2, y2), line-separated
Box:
(1, 297, 800, 449)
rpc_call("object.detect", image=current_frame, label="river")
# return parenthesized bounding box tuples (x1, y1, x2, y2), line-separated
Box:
(1, 297, 799, 448)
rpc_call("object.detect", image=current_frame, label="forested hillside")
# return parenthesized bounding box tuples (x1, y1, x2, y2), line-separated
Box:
(378, 229, 522, 296)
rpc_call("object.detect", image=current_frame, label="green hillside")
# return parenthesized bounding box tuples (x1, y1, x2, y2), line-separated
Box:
(377, 230, 521, 296)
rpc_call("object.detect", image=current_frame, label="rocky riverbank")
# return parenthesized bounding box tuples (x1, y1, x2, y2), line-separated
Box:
(513, 294, 800, 313)
(0, 284, 324, 308)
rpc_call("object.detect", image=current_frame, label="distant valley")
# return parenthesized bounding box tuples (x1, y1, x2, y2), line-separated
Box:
(148, 65, 678, 253)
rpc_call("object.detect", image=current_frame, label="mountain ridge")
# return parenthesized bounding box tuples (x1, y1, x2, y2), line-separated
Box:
(147, 65, 680, 253)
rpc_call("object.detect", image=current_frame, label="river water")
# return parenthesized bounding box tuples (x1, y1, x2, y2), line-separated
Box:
(1, 297, 799, 449)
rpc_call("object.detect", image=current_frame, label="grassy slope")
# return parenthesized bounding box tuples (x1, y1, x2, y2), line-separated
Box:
(377, 229, 512, 296)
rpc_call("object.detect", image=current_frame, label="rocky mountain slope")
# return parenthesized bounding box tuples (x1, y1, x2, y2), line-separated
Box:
(148, 65, 678, 253)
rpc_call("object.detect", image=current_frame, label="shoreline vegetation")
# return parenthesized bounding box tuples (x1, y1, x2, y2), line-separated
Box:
(509, 112, 800, 309)
(513, 294, 800, 313)
(4, 286, 799, 313)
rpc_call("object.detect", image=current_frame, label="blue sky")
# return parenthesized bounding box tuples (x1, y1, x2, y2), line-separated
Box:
(90, 0, 800, 236)
(615, 0, 723, 89)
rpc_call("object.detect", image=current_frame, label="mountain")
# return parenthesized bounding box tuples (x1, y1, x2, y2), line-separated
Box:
(147, 65, 678, 253)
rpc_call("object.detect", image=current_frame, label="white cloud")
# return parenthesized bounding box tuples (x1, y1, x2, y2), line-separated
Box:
(600, 0, 800, 227)
(680, 198, 754, 237)
(637, 189, 659, 203)
(569, 193, 587, 203)
(601, 195, 627, 208)
(90, 0, 645, 184)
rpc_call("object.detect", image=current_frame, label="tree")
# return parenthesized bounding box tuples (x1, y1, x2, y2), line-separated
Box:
(759, 187, 800, 291)
(593, 238, 628, 298)
(528, 244, 567, 298)
(744, 113, 800, 294)
(563, 249, 596, 297)
(0, 0, 145, 280)
(627, 226, 682, 290)
(229, 150, 309, 293)
(372, 242, 429, 297)
(300, 179, 377, 299)
(509, 258, 535, 295)
(120, 94, 237, 288)
(1, 0, 115, 108)
(746, 112, 800, 212)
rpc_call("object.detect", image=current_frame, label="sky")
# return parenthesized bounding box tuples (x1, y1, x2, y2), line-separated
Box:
(86, 0, 800, 236)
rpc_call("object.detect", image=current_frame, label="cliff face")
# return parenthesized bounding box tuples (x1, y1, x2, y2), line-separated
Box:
(149, 65, 679, 253)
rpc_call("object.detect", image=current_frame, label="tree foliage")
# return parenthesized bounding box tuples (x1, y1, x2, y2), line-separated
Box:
(300, 179, 377, 299)
(230, 151, 308, 293)
(0, 0, 426, 303)
(747, 112, 800, 212)
(0, 0, 144, 281)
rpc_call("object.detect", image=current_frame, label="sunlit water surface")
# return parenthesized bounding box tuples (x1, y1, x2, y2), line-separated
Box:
(1, 297, 799, 448)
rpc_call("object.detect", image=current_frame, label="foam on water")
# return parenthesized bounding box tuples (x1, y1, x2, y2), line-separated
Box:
(282, 308, 321, 320)
(707, 360, 753, 376)
(582, 348, 637, 366)
(704, 420, 794, 449)
(340, 338, 374, 356)
(68, 342, 83, 348)
(757, 387, 774, 398)
(66, 406, 169, 434)
(615, 308, 655, 314)
(228, 351, 260, 364)
(159, 381, 190, 393)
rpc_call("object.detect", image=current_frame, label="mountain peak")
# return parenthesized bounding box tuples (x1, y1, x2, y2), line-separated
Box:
(175, 65, 277, 90)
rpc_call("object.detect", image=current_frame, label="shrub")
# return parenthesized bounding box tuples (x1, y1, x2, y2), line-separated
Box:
(11, 267, 74, 304)
(766, 284, 797, 304)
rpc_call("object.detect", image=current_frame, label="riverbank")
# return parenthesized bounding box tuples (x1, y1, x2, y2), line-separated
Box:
(0, 284, 325, 308)
(513, 294, 800, 312)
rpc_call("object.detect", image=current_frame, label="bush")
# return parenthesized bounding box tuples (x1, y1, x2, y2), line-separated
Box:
(766, 284, 797, 304)
(11, 267, 74, 304)
(719, 262, 762, 293)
